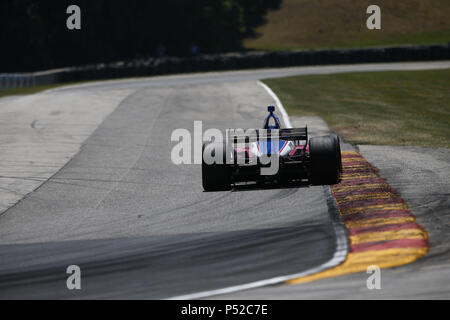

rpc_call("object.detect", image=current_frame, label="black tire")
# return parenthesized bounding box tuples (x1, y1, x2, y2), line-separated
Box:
(333, 134, 343, 176)
(202, 142, 231, 191)
(309, 135, 342, 185)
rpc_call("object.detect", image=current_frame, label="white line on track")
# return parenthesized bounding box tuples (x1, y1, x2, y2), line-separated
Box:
(167, 83, 349, 300)
(45, 61, 450, 94)
(168, 230, 347, 300)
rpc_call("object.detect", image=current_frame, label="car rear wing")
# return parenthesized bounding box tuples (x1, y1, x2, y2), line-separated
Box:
(226, 127, 308, 143)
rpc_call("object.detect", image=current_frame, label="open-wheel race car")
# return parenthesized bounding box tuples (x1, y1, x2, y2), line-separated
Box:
(202, 106, 342, 191)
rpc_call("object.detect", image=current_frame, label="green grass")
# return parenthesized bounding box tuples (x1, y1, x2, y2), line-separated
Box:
(244, 0, 450, 51)
(0, 83, 75, 99)
(264, 69, 450, 148)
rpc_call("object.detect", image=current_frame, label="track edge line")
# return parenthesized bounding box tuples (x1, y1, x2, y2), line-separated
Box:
(167, 84, 349, 300)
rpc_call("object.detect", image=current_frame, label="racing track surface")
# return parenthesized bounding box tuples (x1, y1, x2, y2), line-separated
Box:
(214, 146, 450, 299)
(0, 81, 344, 299)
(0, 62, 449, 299)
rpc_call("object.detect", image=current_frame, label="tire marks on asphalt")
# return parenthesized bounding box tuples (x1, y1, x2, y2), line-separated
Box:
(288, 150, 429, 284)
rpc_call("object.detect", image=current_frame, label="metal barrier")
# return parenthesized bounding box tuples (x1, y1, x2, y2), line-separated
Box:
(0, 74, 35, 90)
(1, 43, 449, 90)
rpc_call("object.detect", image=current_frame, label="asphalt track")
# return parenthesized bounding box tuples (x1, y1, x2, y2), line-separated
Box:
(214, 146, 450, 299)
(0, 62, 449, 299)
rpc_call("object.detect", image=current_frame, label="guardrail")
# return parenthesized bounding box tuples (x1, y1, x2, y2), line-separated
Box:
(2, 43, 449, 90)
(0, 74, 35, 90)
(0, 68, 66, 91)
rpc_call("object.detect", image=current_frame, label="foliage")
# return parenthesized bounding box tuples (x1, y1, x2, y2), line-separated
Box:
(0, 0, 281, 72)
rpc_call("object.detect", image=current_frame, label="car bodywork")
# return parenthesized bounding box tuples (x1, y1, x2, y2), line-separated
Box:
(202, 106, 342, 191)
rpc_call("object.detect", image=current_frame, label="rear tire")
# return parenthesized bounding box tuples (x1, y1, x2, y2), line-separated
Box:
(202, 142, 231, 191)
(309, 135, 342, 185)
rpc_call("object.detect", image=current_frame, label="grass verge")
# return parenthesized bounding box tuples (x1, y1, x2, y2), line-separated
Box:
(263, 69, 450, 148)
(244, 0, 450, 51)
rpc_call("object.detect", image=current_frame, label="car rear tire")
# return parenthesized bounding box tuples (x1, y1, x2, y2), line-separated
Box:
(202, 142, 232, 191)
(309, 135, 342, 185)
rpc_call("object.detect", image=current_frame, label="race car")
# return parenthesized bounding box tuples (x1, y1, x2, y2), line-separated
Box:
(202, 106, 342, 191)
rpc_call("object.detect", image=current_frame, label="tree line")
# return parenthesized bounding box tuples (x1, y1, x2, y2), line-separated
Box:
(0, 0, 281, 72)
